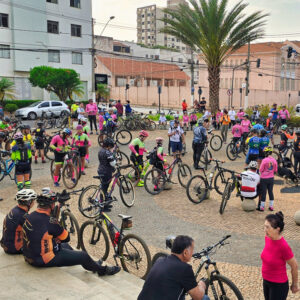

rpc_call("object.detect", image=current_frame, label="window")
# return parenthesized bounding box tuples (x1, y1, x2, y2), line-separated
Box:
(142, 14, 145, 18)
(0, 44, 10, 58)
(52, 101, 62, 107)
(142, 22, 144, 25)
(182, 47, 185, 51)
(48, 50, 60, 62)
(0, 13, 8, 28)
(39, 102, 50, 108)
(72, 52, 82, 64)
(71, 24, 81, 37)
(178, 58, 183, 63)
(70, 0, 80, 8)
(47, 20, 59, 34)
(47, 0, 58, 3)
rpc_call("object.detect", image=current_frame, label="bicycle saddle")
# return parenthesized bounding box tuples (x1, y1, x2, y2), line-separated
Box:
(118, 214, 132, 220)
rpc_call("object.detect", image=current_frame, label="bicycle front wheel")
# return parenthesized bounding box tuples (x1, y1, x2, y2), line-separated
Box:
(119, 234, 151, 280)
(80, 221, 110, 261)
(119, 177, 135, 207)
(200, 148, 212, 169)
(226, 143, 238, 161)
(219, 181, 232, 214)
(62, 162, 79, 189)
(116, 130, 132, 145)
(214, 170, 232, 195)
(210, 135, 223, 151)
(144, 168, 166, 195)
(0, 160, 6, 182)
(186, 175, 209, 204)
(178, 164, 192, 188)
(115, 151, 130, 166)
(61, 211, 80, 250)
(78, 185, 103, 218)
(207, 274, 244, 300)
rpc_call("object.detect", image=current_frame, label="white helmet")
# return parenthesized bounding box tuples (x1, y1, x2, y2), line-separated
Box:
(81, 117, 88, 124)
(248, 161, 258, 169)
(268, 113, 273, 117)
(174, 114, 179, 119)
(16, 189, 37, 205)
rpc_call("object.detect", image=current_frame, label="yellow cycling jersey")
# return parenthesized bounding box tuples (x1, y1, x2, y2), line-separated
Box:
(11, 134, 34, 147)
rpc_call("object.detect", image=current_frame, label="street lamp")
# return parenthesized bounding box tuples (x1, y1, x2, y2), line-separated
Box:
(99, 16, 115, 37)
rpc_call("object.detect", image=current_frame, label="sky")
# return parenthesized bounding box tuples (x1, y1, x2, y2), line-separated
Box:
(92, 0, 300, 43)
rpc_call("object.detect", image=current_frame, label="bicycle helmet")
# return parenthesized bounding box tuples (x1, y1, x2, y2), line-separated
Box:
(3, 116, 10, 123)
(63, 128, 72, 136)
(250, 128, 258, 134)
(165, 235, 176, 249)
(197, 119, 203, 125)
(103, 137, 115, 148)
(296, 130, 300, 136)
(260, 129, 268, 137)
(13, 132, 23, 140)
(37, 121, 43, 127)
(156, 137, 164, 144)
(139, 130, 149, 137)
(81, 117, 88, 124)
(263, 146, 273, 154)
(236, 119, 241, 124)
(268, 113, 273, 118)
(248, 161, 258, 169)
(281, 124, 288, 131)
(16, 189, 37, 206)
(37, 191, 57, 208)
(244, 114, 249, 119)
(76, 125, 83, 130)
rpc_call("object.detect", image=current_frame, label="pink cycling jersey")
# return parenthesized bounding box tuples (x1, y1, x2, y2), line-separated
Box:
(241, 119, 251, 133)
(237, 111, 245, 120)
(98, 115, 104, 131)
(183, 115, 189, 123)
(232, 124, 243, 138)
(190, 114, 197, 121)
(278, 109, 290, 120)
(259, 156, 278, 179)
(86, 103, 98, 116)
(50, 135, 69, 151)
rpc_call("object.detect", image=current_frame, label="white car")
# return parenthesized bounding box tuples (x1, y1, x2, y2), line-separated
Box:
(15, 101, 70, 120)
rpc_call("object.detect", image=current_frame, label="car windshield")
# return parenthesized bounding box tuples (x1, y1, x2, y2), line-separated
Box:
(27, 101, 42, 108)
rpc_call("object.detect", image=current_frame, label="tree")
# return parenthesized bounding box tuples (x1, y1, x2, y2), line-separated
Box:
(0, 78, 16, 104)
(161, 0, 268, 112)
(29, 66, 84, 102)
(96, 83, 110, 102)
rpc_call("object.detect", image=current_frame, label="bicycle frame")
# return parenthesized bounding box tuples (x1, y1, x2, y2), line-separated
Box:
(164, 155, 182, 180)
(0, 157, 15, 180)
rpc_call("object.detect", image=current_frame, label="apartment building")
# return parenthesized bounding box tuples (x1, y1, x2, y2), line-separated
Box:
(0, 0, 92, 100)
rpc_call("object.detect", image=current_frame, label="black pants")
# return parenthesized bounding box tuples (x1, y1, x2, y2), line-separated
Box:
(260, 177, 274, 203)
(98, 172, 113, 196)
(88, 115, 97, 132)
(294, 152, 300, 174)
(263, 279, 289, 300)
(45, 244, 107, 275)
(192, 142, 205, 167)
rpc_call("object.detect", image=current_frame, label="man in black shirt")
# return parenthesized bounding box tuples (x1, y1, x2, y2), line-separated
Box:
(199, 97, 206, 113)
(138, 235, 207, 300)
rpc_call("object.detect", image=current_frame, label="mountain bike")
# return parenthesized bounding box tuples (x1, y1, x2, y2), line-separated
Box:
(186, 159, 233, 204)
(98, 128, 132, 147)
(144, 154, 192, 195)
(79, 199, 151, 279)
(226, 137, 248, 161)
(152, 235, 244, 300)
(44, 131, 61, 161)
(273, 142, 295, 166)
(200, 142, 213, 170)
(78, 164, 135, 216)
(208, 129, 223, 151)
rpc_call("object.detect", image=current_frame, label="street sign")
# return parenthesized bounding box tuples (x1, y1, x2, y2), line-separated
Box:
(227, 89, 232, 96)
(158, 86, 162, 94)
(191, 87, 195, 95)
(242, 83, 246, 89)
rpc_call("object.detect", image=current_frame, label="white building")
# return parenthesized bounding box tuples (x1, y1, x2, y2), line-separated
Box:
(0, 0, 92, 100)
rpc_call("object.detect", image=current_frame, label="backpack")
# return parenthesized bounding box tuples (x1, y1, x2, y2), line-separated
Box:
(18, 144, 29, 162)
(148, 147, 158, 165)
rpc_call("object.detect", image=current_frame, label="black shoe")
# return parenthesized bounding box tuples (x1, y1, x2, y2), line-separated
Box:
(102, 266, 121, 276)
(81, 171, 86, 175)
(194, 165, 201, 170)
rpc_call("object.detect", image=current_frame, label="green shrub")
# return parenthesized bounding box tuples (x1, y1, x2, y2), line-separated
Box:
(287, 117, 300, 128)
(148, 114, 160, 121)
(5, 103, 18, 113)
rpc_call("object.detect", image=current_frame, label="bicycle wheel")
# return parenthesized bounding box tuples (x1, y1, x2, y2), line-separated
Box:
(214, 170, 232, 195)
(271, 150, 281, 162)
(151, 252, 168, 267)
(72, 155, 82, 180)
(115, 151, 130, 166)
(186, 175, 209, 204)
(78, 185, 103, 218)
(79, 221, 110, 261)
(177, 164, 192, 188)
(226, 143, 238, 161)
(97, 133, 108, 147)
(290, 151, 295, 168)
(219, 181, 232, 214)
(144, 168, 166, 195)
(0, 160, 6, 182)
(122, 164, 140, 186)
(119, 177, 135, 207)
(45, 145, 55, 161)
(200, 148, 212, 169)
(119, 233, 151, 280)
(62, 162, 79, 189)
(60, 210, 80, 250)
(207, 274, 244, 300)
(116, 130, 132, 145)
(210, 135, 223, 151)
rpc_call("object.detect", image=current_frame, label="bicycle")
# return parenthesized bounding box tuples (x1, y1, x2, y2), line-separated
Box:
(200, 142, 212, 170)
(79, 199, 151, 279)
(208, 129, 223, 152)
(144, 154, 192, 195)
(226, 137, 248, 161)
(186, 159, 233, 204)
(97, 128, 132, 147)
(273, 142, 295, 166)
(152, 235, 244, 300)
(78, 164, 135, 215)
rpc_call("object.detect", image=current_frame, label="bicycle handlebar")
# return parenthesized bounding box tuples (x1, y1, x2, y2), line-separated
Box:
(210, 158, 225, 164)
(56, 188, 84, 203)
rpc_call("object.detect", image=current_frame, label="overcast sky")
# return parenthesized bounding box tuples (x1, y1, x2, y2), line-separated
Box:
(92, 0, 300, 42)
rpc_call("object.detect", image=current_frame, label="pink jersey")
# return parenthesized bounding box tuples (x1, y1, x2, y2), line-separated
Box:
(183, 115, 189, 123)
(241, 119, 251, 133)
(216, 112, 222, 122)
(190, 114, 197, 121)
(259, 156, 278, 179)
(98, 115, 104, 131)
(111, 114, 117, 121)
(261, 236, 293, 283)
(50, 135, 69, 151)
(237, 111, 245, 120)
(278, 109, 290, 120)
(86, 103, 98, 116)
(232, 124, 243, 137)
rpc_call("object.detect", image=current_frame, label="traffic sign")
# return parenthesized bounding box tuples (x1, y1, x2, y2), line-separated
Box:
(227, 89, 232, 96)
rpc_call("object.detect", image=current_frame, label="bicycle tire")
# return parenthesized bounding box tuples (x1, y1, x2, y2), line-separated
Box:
(177, 163, 192, 188)
(78, 185, 103, 218)
(62, 162, 79, 189)
(119, 177, 135, 207)
(119, 233, 151, 280)
(200, 148, 212, 169)
(290, 151, 295, 168)
(116, 130, 132, 145)
(97, 133, 108, 147)
(115, 150, 130, 166)
(210, 135, 223, 151)
(186, 175, 209, 204)
(271, 150, 281, 163)
(226, 143, 238, 161)
(144, 168, 166, 195)
(214, 170, 232, 195)
(219, 181, 232, 214)
(72, 155, 82, 180)
(207, 274, 244, 300)
(79, 221, 110, 261)
(60, 210, 80, 250)
(151, 252, 169, 267)
(122, 164, 140, 186)
(0, 160, 6, 182)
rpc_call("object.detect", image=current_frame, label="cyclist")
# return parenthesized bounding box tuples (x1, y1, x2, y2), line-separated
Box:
(129, 130, 149, 187)
(270, 103, 279, 121)
(11, 125, 34, 151)
(72, 125, 89, 176)
(240, 161, 260, 199)
(81, 117, 91, 163)
(252, 119, 264, 131)
(11, 132, 32, 190)
(168, 120, 184, 158)
(279, 124, 295, 153)
(0, 116, 11, 132)
(293, 130, 300, 176)
(258, 129, 270, 165)
(278, 105, 290, 125)
(98, 138, 116, 211)
(241, 114, 251, 140)
(32, 121, 47, 164)
(231, 119, 243, 150)
(266, 113, 275, 145)
(103, 108, 117, 135)
(182, 111, 189, 130)
(22, 190, 120, 276)
(50, 128, 73, 187)
(0, 189, 37, 254)
(192, 120, 207, 170)
(245, 128, 260, 166)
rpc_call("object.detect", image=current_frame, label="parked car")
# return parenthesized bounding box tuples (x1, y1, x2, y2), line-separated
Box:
(296, 104, 300, 117)
(15, 101, 70, 120)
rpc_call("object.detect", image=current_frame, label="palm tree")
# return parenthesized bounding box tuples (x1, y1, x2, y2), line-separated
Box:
(67, 83, 84, 101)
(0, 78, 16, 104)
(161, 0, 268, 112)
(96, 83, 110, 102)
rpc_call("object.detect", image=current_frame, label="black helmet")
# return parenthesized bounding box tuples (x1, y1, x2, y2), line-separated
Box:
(250, 128, 258, 134)
(296, 130, 300, 136)
(37, 191, 57, 208)
(103, 138, 115, 148)
(21, 124, 30, 130)
(3, 116, 10, 123)
(260, 129, 268, 137)
(37, 121, 43, 127)
(236, 119, 241, 124)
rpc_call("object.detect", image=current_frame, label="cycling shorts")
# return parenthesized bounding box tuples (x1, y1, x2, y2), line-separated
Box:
(54, 152, 66, 164)
(15, 162, 31, 175)
(78, 147, 87, 158)
(171, 141, 183, 153)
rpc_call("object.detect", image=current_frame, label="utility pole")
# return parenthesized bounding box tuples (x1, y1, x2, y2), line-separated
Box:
(190, 51, 195, 107)
(91, 18, 96, 102)
(230, 68, 235, 109)
(244, 40, 250, 109)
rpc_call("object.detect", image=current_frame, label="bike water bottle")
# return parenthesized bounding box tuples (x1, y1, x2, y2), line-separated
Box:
(168, 167, 173, 175)
(113, 232, 120, 249)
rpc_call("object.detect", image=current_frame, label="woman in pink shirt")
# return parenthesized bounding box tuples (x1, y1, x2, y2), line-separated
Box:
(85, 99, 98, 134)
(182, 111, 190, 130)
(278, 106, 290, 125)
(261, 211, 299, 300)
(237, 108, 245, 120)
(241, 115, 251, 140)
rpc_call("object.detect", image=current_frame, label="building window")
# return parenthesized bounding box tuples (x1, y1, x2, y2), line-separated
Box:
(142, 22, 144, 25)
(142, 14, 145, 18)
(0, 44, 10, 58)
(71, 24, 81, 37)
(47, 20, 59, 34)
(0, 13, 8, 28)
(47, 0, 58, 3)
(182, 47, 185, 51)
(148, 21, 150, 24)
(48, 50, 60, 63)
(178, 58, 183, 63)
(72, 52, 82, 64)
(70, 0, 80, 8)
